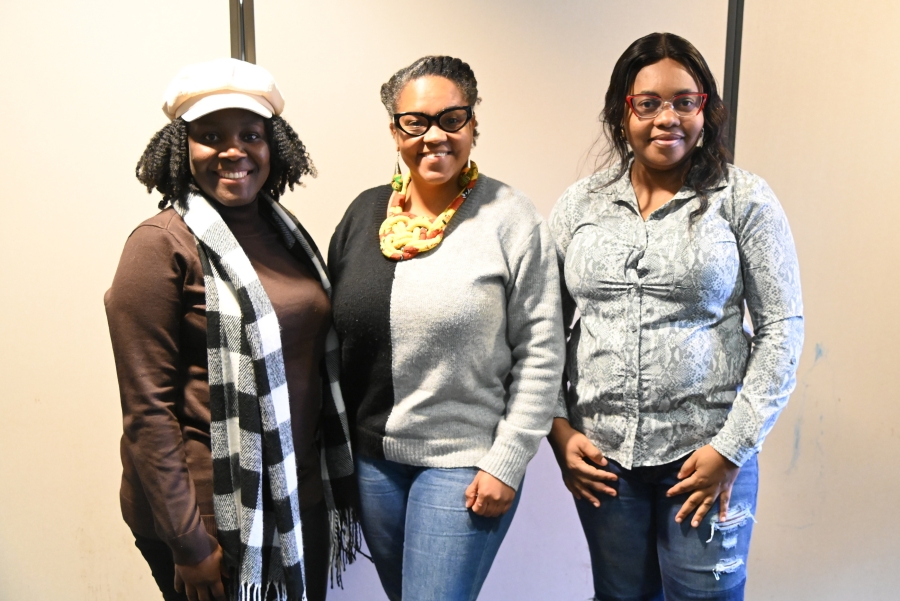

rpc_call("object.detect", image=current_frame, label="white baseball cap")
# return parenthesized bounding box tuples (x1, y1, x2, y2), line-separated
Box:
(162, 58, 285, 122)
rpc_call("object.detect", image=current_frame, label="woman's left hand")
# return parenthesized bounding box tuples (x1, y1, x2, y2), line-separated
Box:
(666, 445, 740, 528)
(465, 471, 516, 518)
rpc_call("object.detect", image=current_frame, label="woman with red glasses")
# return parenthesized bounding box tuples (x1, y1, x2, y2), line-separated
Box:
(548, 33, 803, 601)
(328, 55, 564, 601)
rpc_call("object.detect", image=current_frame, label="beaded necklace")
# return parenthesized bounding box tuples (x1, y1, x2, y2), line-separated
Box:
(379, 162, 479, 261)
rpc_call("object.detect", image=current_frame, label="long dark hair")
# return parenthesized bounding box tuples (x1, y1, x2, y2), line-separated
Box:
(135, 115, 316, 209)
(596, 32, 731, 220)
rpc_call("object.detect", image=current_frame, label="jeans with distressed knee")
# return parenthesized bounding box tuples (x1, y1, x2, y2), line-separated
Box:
(575, 454, 758, 601)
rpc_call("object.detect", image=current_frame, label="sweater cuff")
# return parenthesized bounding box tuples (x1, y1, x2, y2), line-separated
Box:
(475, 438, 532, 491)
(169, 522, 217, 566)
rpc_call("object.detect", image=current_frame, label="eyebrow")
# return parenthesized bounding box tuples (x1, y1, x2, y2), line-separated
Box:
(396, 106, 467, 115)
(635, 88, 700, 95)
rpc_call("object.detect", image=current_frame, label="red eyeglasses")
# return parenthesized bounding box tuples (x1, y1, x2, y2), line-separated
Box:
(625, 93, 708, 120)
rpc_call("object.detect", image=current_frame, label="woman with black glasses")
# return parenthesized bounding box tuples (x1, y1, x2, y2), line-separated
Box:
(548, 33, 803, 601)
(327, 55, 564, 601)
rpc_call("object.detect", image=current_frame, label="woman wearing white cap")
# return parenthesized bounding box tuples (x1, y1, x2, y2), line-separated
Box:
(105, 58, 358, 601)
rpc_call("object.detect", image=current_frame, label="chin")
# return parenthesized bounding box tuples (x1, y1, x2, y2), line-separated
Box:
(646, 152, 689, 171)
(415, 169, 456, 186)
(213, 193, 255, 207)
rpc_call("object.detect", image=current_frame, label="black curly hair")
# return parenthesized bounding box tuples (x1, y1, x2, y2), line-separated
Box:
(595, 32, 731, 221)
(136, 115, 316, 209)
(380, 55, 481, 144)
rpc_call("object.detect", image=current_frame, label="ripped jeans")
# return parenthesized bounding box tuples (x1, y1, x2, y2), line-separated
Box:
(575, 454, 758, 601)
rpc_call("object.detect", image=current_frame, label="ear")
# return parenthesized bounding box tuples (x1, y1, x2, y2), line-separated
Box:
(620, 114, 631, 143)
(389, 122, 402, 147)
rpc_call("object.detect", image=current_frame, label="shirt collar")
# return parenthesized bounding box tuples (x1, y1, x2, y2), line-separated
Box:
(604, 159, 729, 217)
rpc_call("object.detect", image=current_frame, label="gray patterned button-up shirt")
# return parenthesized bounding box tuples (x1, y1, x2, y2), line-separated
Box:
(549, 165, 803, 469)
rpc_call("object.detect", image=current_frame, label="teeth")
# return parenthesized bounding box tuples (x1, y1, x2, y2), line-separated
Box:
(220, 171, 248, 179)
(424, 152, 449, 158)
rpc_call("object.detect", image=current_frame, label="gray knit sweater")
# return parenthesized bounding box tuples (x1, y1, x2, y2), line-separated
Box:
(328, 175, 565, 489)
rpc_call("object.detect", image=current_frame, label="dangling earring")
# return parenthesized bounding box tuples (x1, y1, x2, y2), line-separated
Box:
(391, 151, 403, 191)
(458, 157, 477, 187)
(456, 157, 478, 188)
(696, 128, 705, 148)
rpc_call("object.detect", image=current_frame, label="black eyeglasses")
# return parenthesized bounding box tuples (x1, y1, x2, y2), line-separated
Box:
(393, 106, 473, 136)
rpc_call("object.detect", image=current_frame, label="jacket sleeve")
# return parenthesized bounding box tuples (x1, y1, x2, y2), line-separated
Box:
(710, 177, 805, 466)
(475, 219, 566, 489)
(105, 224, 217, 565)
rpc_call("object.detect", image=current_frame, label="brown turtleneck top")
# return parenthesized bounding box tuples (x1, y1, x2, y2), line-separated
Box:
(105, 200, 330, 565)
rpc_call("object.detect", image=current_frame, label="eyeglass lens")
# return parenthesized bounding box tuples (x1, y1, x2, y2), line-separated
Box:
(396, 108, 471, 136)
(630, 94, 704, 118)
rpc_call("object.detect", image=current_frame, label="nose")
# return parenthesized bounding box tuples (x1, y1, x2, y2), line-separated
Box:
(654, 102, 681, 126)
(218, 139, 248, 160)
(422, 122, 448, 144)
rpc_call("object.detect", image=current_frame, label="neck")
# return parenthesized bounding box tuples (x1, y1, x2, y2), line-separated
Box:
(212, 197, 264, 234)
(406, 172, 463, 218)
(630, 160, 689, 196)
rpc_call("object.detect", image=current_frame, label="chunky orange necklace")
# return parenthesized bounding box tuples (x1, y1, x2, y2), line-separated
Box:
(379, 162, 479, 261)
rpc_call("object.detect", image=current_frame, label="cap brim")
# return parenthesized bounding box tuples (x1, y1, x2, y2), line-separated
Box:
(178, 92, 274, 122)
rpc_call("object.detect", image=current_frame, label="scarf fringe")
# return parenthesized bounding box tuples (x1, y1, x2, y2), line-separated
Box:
(236, 581, 294, 601)
(328, 506, 363, 588)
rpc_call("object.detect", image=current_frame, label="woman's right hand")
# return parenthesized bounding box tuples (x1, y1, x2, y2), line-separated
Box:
(548, 417, 618, 507)
(174, 543, 227, 601)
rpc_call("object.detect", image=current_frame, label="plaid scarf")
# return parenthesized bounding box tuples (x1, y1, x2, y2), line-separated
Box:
(175, 193, 359, 601)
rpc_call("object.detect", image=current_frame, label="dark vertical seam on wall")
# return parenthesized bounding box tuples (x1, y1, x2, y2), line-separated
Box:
(724, 0, 745, 159)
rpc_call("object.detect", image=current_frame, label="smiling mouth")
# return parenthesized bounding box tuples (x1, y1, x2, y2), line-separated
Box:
(650, 136, 684, 147)
(218, 170, 250, 179)
(421, 152, 451, 159)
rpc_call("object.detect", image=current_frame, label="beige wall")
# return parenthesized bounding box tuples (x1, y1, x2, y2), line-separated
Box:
(0, 1, 896, 600)
(738, 2, 900, 599)
(0, 2, 229, 598)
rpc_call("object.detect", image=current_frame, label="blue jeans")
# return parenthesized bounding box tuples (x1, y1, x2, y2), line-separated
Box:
(575, 454, 759, 601)
(356, 455, 522, 601)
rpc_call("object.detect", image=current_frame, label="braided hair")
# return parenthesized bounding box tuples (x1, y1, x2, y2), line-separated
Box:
(380, 55, 481, 143)
(595, 32, 731, 221)
(135, 115, 316, 209)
